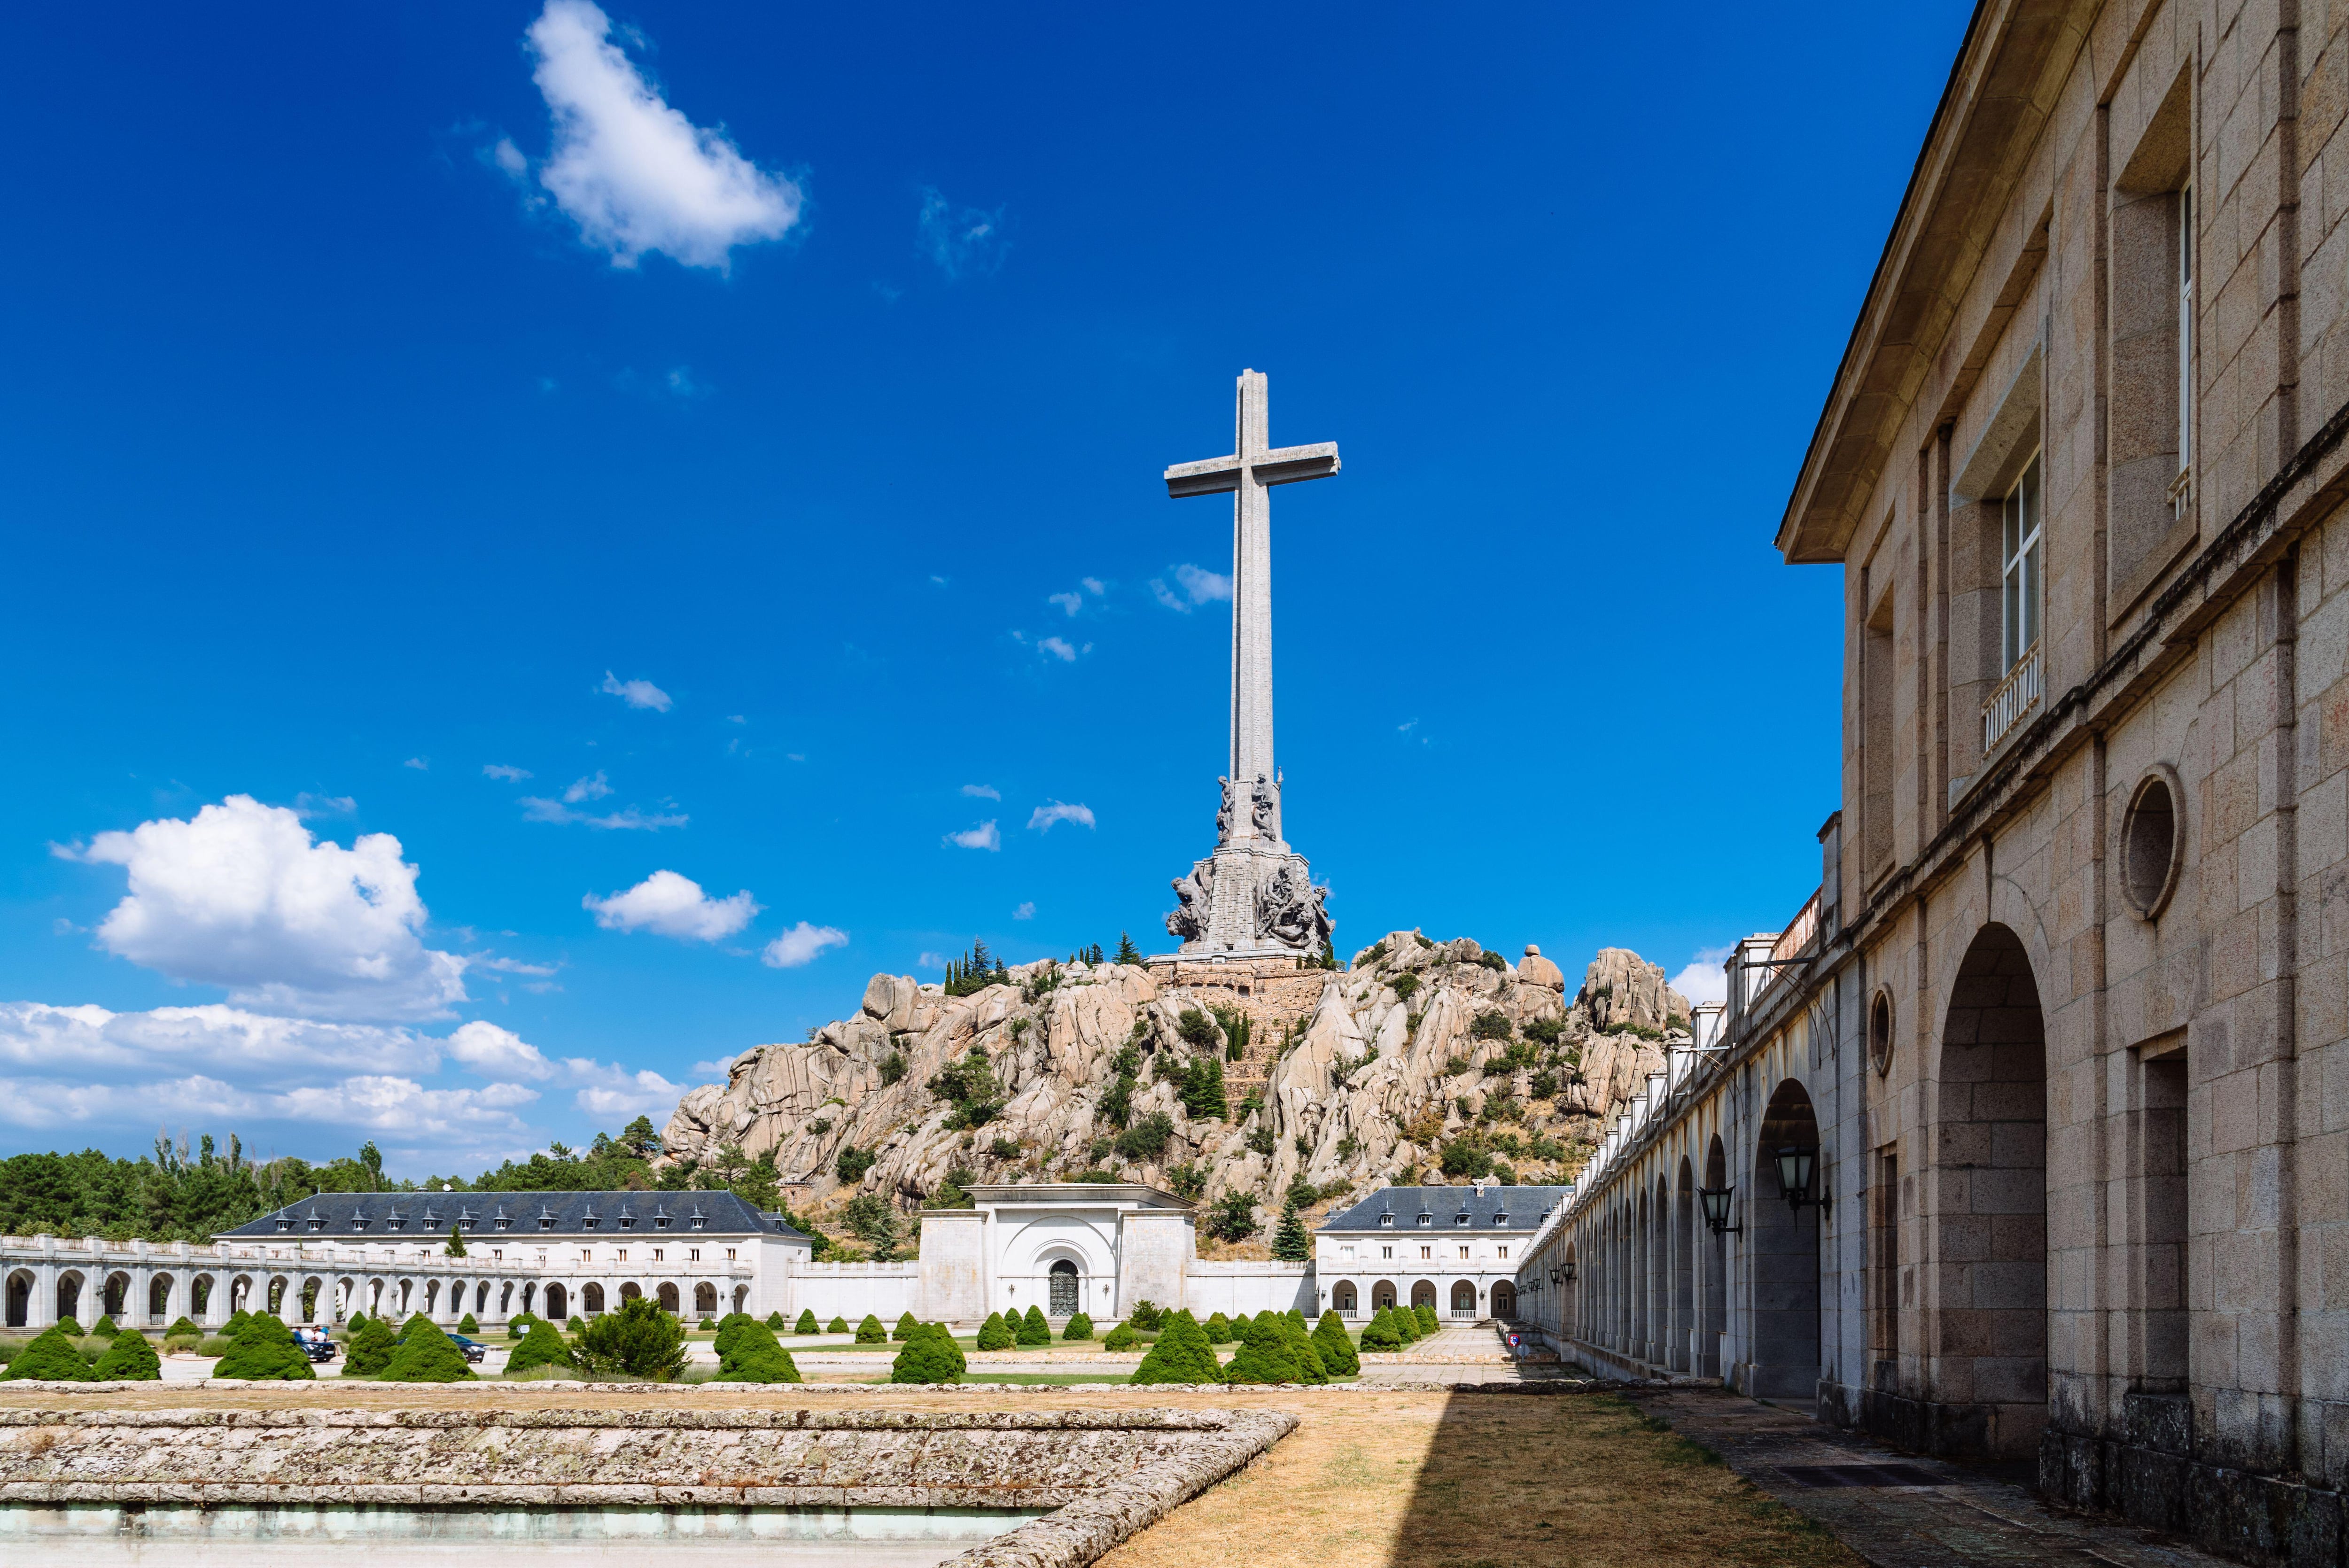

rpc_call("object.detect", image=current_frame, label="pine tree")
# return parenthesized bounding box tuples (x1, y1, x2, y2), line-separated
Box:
(1277, 1311, 1329, 1383)
(1312, 1310, 1360, 1378)
(381, 1319, 475, 1382)
(855, 1314, 887, 1344)
(714, 1320, 801, 1383)
(2, 1326, 93, 1381)
(1360, 1309, 1403, 1351)
(93, 1314, 118, 1337)
(1115, 932, 1142, 965)
(976, 1311, 1015, 1351)
(212, 1313, 315, 1381)
(827, 1316, 848, 1334)
(1415, 1303, 1438, 1336)
(457, 1313, 479, 1335)
(444, 1223, 467, 1258)
(1221, 1312, 1303, 1384)
(893, 1311, 920, 1342)
(793, 1309, 818, 1334)
(1204, 1311, 1233, 1343)
(165, 1315, 201, 1339)
(504, 1318, 574, 1378)
(890, 1322, 966, 1384)
(343, 1315, 398, 1374)
(94, 1328, 161, 1380)
(1017, 1304, 1051, 1346)
(1270, 1196, 1311, 1261)
(1130, 1309, 1222, 1384)
(1062, 1312, 1094, 1340)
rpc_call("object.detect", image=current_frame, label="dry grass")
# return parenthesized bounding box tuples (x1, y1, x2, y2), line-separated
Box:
(1, 1383, 1857, 1568)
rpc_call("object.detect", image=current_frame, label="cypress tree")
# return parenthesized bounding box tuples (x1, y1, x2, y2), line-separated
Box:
(1017, 1304, 1051, 1345)
(1270, 1196, 1311, 1261)
(504, 1318, 575, 1378)
(1311, 1310, 1360, 1378)
(94, 1329, 161, 1380)
(976, 1311, 1015, 1351)
(1415, 1303, 1438, 1336)
(2, 1327, 93, 1381)
(343, 1315, 398, 1374)
(1221, 1312, 1304, 1384)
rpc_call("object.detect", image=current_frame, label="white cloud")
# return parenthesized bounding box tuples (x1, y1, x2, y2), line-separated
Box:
(1081, 577, 1105, 595)
(599, 670, 672, 711)
(520, 797, 688, 830)
(294, 793, 355, 817)
(273, 1075, 542, 1136)
(0, 1001, 420, 1076)
(1150, 563, 1232, 612)
(69, 795, 468, 1021)
(404, 757, 429, 770)
(917, 951, 946, 969)
(583, 869, 759, 941)
(917, 186, 1008, 279)
(1669, 945, 1735, 1009)
(444, 1019, 556, 1080)
(762, 922, 848, 968)
(568, 1060, 684, 1119)
(688, 1051, 741, 1079)
(524, 0, 803, 271)
(1038, 636, 1078, 662)
(944, 820, 1001, 851)
(961, 784, 1000, 800)
(1027, 800, 1095, 832)
(563, 770, 613, 802)
(471, 954, 560, 978)
(483, 764, 533, 782)
(1048, 590, 1082, 616)
(1012, 902, 1035, 921)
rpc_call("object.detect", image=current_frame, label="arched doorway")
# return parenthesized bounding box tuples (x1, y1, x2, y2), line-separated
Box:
(619, 1281, 643, 1305)
(1932, 922, 2049, 1458)
(656, 1283, 679, 1314)
(544, 1284, 568, 1320)
(1491, 1281, 1516, 1319)
(102, 1272, 130, 1319)
(1750, 1078, 1822, 1399)
(1630, 1187, 1649, 1359)
(1410, 1280, 1436, 1310)
(695, 1282, 717, 1315)
(1047, 1259, 1079, 1315)
(1701, 1135, 1727, 1376)
(1331, 1281, 1357, 1313)
(1449, 1280, 1477, 1316)
(1371, 1279, 1397, 1311)
(1671, 1158, 1695, 1373)
(582, 1283, 605, 1315)
(150, 1274, 175, 1322)
(56, 1271, 85, 1326)
(5, 1270, 30, 1327)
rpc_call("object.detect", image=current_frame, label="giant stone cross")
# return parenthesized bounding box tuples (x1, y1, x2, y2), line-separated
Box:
(1159, 370, 1336, 960)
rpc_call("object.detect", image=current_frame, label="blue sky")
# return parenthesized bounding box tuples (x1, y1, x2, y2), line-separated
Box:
(0, 1, 1971, 1174)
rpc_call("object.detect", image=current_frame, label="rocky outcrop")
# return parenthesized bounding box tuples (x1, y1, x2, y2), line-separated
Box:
(659, 932, 1691, 1240)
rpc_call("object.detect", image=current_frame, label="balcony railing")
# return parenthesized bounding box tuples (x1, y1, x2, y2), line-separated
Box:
(1983, 641, 2042, 753)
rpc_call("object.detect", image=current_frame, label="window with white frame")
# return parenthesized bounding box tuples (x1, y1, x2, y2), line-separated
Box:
(2001, 452, 2043, 671)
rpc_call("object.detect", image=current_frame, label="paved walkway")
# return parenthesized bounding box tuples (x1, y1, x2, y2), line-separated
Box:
(1629, 1390, 2232, 1568)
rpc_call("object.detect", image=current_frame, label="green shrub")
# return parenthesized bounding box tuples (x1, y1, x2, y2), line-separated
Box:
(1312, 1311, 1360, 1378)
(1221, 1312, 1302, 1384)
(381, 1320, 475, 1382)
(55, 1316, 84, 1337)
(223, 1310, 248, 1335)
(1415, 1303, 1438, 1335)
(699, 1317, 716, 1331)
(1277, 1311, 1329, 1384)
(93, 1329, 161, 1381)
(976, 1311, 1015, 1351)
(212, 1313, 314, 1381)
(1113, 1111, 1174, 1161)
(1360, 1309, 1403, 1351)
(571, 1297, 689, 1381)
(827, 1316, 848, 1334)
(1130, 1310, 1221, 1384)
(93, 1314, 118, 1337)
(1126, 1299, 1165, 1332)
(503, 1319, 575, 1378)
(2, 1327, 93, 1381)
(1103, 1322, 1138, 1351)
(714, 1320, 801, 1383)
(458, 1313, 479, 1335)
(166, 1315, 202, 1339)
(855, 1314, 887, 1344)
(793, 1310, 817, 1334)
(507, 1313, 535, 1340)
(893, 1311, 919, 1342)
(1204, 1311, 1232, 1343)
(1016, 1305, 1050, 1346)
(1390, 973, 1420, 1002)
(712, 1313, 756, 1358)
(1062, 1312, 1093, 1340)
(1470, 1009, 1512, 1041)
(889, 1322, 966, 1384)
(835, 1145, 876, 1183)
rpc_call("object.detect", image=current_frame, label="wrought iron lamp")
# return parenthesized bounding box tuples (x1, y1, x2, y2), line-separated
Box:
(1697, 1185, 1742, 1235)
(1773, 1143, 1830, 1219)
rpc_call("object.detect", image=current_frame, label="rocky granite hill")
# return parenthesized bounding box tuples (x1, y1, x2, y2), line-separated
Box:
(660, 934, 1690, 1248)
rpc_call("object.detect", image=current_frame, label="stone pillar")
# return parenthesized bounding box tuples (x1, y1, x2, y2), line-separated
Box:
(131, 1265, 152, 1327)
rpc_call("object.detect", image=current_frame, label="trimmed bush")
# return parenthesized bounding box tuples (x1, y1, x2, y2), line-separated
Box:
(1360, 1309, 1404, 1351)
(1204, 1311, 1232, 1344)
(1415, 1303, 1438, 1336)
(713, 1313, 756, 1358)
(1016, 1305, 1050, 1346)
(212, 1313, 314, 1381)
(504, 1318, 575, 1378)
(889, 1322, 966, 1384)
(893, 1312, 919, 1343)
(1062, 1312, 1093, 1341)
(572, 1297, 690, 1382)
(458, 1313, 479, 1335)
(827, 1316, 848, 1334)
(1104, 1322, 1138, 1351)
(223, 1310, 249, 1335)
(508, 1313, 536, 1340)
(976, 1311, 1015, 1351)
(793, 1310, 817, 1334)
(1130, 1310, 1221, 1384)
(2, 1327, 93, 1381)
(855, 1314, 887, 1344)
(93, 1315, 118, 1338)
(698, 1317, 716, 1331)
(1312, 1311, 1360, 1378)
(1126, 1299, 1165, 1331)
(714, 1320, 801, 1383)
(381, 1320, 475, 1382)
(166, 1315, 202, 1339)
(1220, 1313, 1301, 1385)
(93, 1330, 161, 1381)
(1277, 1311, 1329, 1383)
(55, 1316, 85, 1337)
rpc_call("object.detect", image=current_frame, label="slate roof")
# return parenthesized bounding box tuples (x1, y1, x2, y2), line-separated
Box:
(1315, 1184, 1570, 1234)
(216, 1190, 809, 1242)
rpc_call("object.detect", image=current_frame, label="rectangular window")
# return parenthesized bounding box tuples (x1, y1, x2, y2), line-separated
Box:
(1862, 582, 1896, 871)
(1497, 1246, 1508, 1259)
(1340, 1244, 1354, 1259)
(1871, 1148, 1900, 1362)
(492, 1248, 503, 1261)
(615, 1248, 628, 1262)
(580, 1249, 592, 1262)
(2176, 183, 2193, 501)
(2137, 1044, 2190, 1389)
(1420, 1245, 1431, 1259)
(723, 1248, 735, 1261)
(1381, 1245, 1392, 1259)
(1458, 1245, 1470, 1259)
(651, 1248, 664, 1262)
(2001, 453, 2042, 671)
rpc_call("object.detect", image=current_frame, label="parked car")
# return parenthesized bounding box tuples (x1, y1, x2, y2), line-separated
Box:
(446, 1334, 487, 1365)
(293, 1327, 337, 1363)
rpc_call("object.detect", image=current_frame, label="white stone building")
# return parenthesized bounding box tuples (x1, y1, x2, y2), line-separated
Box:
(1314, 1181, 1567, 1322)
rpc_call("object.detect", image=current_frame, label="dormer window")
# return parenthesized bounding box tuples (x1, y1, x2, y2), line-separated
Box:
(539, 1216, 554, 1230)
(350, 1216, 369, 1231)
(461, 1217, 476, 1231)
(1378, 1214, 1394, 1227)
(619, 1216, 635, 1229)
(1416, 1214, 1431, 1227)
(582, 1217, 597, 1229)
(387, 1216, 404, 1231)
(691, 1217, 706, 1229)
(495, 1217, 510, 1230)
(1493, 1214, 1509, 1227)
(655, 1216, 671, 1229)
(309, 1216, 326, 1231)
(275, 1219, 293, 1232)
(1455, 1213, 1470, 1226)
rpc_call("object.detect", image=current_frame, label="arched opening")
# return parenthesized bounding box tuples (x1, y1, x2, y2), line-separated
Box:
(1562, 1244, 1578, 1341)
(1449, 1280, 1477, 1316)
(191, 1274, 216, 1320)
(1491, 1281, 1517, 1319)
(102, 1272, 130, 1319)
(694, 1282, 717, 1315)
(1048, 1259, 1079, 1316)
(1630, 1187, 1649, 1360)
(1672, 1158, 1696, 1373)
(6, 1270, 31, 1327)
(1410, 1280, 1436, 1310)
(544, 1284, 568, 1320)
(421, 1279, 441, 1316)
(732, 1284, 749, 1313)
(657, 1283, 680, 1314)
(1332, 1281, 1357, 1313)
(1701, 1136, 1727, 1376)
(1930, 921, 2050, 1459)
(149, 1274, 175, 1322)
(301, 1277, 323, 1322)
(582, 1283, 605, 1315)
(1649, 1177, 1669, 1363)
(1371, 1279, 1397, 1311)
(619, 1281, 643, 1305)
(56, 1271, 85, 1325)
(1750, 1078, 1822, 1399)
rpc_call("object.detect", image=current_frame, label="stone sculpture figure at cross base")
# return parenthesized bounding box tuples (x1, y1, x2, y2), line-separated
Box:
(1156, 370, 1335, 960)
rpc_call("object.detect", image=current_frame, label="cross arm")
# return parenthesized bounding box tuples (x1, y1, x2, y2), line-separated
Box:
(1165, 455, 1243, 498)
(1164, 442, 1342, 498)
